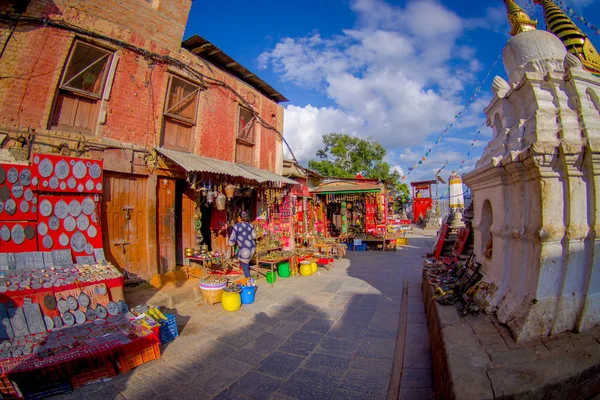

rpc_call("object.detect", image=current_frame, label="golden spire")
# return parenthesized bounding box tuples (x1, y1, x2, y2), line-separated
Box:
(534, 0, 600, 74)
(504, 0, 538, 36)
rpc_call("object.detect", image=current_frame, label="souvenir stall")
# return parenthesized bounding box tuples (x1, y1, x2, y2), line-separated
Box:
(187, 176, 259, 278)
(291, 182, 314, 247)
(0, 154, 167, 398)
(411, 179, 437, 223)
(256, 186, 294, 250)
(310, 180, 391, 251)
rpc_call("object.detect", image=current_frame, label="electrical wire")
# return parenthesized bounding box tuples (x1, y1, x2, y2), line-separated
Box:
(0, 13, 306, 171)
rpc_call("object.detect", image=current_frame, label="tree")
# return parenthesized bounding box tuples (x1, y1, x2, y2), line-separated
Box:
(395, 182, 411, 204)
(308, 133, 401, 181)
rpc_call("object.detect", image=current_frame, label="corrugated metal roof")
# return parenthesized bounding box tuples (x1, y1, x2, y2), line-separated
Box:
(310, 182, 382, 194)
(238, 164, 299, 185)
(156, 148, 297, 185)
(182, 35, 288, 103)
(156, 147, 260, 181)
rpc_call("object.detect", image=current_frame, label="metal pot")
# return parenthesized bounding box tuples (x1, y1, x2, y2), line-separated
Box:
(200, 245, 209, 254)
(184, 248, 195, 257)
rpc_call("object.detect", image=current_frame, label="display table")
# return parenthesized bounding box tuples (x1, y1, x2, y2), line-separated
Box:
(314, 243, 333, 256)
(257, 257, 290, 287)
(184, 255, 223, 278)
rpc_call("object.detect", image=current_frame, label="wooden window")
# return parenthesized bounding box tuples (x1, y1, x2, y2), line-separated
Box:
(236, 107, 256, 166)
(51, 41, 113, 133)
(237, 107, 255, 143)
(162, 76, 199, 152)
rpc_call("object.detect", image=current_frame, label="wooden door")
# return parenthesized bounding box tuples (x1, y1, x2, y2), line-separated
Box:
(178, 187, 195, 266)
(157, 178, 176, 273)
(102, 173, 148, 279)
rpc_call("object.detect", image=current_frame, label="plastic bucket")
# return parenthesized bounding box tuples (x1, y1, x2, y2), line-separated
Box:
(311, 262, 318, 274)
(266, 271, 277, 284)
(222, 291, 241, 311)
(278, 262, 290, 278)
(240, 286, 256, 304)
(299, 262, 312, 276)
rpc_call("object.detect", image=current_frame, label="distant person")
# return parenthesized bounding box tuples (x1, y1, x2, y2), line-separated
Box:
(229, 211, 256, 278)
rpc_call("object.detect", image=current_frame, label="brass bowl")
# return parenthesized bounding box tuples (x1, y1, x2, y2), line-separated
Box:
(184, 248, 195, 257)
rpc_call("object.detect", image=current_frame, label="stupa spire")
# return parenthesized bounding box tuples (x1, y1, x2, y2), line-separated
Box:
(503, 0, 537, 36)
(534, 0, 600, 74)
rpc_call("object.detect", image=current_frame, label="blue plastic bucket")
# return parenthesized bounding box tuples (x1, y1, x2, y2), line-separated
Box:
(240, 286, 256, 304)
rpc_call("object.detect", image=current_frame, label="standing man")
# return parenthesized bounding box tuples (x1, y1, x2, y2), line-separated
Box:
(229, 211, 257, 278)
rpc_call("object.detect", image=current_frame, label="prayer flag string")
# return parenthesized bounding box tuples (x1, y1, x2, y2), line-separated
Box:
(555, 1, 600, 36)
(404, 53, 502, 178)
(458, 121, 488, 171)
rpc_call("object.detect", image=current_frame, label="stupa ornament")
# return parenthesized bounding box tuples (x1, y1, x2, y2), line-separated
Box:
(534, 0, 600, 74)
(461, 0, 600, 342)
(503, 0, 537, 36)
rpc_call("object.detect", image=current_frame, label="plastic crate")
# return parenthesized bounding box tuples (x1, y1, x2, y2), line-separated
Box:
(159, 314, 179, 344)
(116, 343, 161, 373)
(355, 244, 367, 251)
(21, 381, 71, 400)
(70, 361, 116, 389)
(0, 376, 22, 399)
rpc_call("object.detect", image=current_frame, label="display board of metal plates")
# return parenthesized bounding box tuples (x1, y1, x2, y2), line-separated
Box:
(0, 222, 38, 253)
(0, 164, 38, 221)
(31, 153, 103, 194)
(36, 195, 101, 258)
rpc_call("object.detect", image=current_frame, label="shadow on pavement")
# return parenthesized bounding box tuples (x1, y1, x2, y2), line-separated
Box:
(63, 237, 435, 399)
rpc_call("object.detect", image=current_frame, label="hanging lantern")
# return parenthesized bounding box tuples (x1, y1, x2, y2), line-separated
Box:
(224, 183, 235, 199)
(207, 191, 214, 204)
(215, 193, 226, 210)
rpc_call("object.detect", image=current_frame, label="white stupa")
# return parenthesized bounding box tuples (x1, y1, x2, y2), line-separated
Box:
(448, 170, 464, 210)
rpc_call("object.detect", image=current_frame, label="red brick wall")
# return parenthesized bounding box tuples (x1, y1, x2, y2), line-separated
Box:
(0, 0, 284, 174)
(19, 0, 191, 53)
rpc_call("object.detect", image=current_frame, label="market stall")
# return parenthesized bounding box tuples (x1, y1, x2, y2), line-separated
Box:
(310, 179, 391, 251)
(411, 179, 437, 223)
(0, 154, 170, 398)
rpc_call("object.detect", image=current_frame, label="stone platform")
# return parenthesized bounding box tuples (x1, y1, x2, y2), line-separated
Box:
(423, 273, 600, 399)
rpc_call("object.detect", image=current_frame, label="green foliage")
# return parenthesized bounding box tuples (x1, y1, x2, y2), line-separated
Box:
(309, 133, 412, 205)
(309, 133, 398, 180)
(395, 182, 411, 204)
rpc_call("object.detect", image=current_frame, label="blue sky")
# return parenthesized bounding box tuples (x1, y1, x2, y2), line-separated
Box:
(184, 0, 599, 183)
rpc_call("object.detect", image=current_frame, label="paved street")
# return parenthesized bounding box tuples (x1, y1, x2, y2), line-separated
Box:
(66, 232, 437, 400)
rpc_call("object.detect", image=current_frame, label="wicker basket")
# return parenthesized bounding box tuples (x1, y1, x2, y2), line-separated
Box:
(201, 287, 224, 305)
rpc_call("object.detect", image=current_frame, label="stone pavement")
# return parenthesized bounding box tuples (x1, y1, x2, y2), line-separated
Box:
(60, 231, 438, 400)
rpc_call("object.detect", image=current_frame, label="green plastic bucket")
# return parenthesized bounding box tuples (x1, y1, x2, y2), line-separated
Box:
(278, 262, 290, 278)
(266, 271, 277, 284)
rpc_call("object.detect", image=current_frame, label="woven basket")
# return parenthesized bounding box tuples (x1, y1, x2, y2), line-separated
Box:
(201, 288, 224, 305)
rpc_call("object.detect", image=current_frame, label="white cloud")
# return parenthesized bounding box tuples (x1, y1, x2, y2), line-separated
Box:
(261, 0, 488, 165)
(282, 105, 363, 162)
(445, 137, 487, 148)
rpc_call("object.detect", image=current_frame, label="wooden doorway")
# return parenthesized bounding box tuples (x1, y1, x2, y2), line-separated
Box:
(102, 173, 149, 280)
(157, 178, 176, 274)
(176, 181, 196, 266)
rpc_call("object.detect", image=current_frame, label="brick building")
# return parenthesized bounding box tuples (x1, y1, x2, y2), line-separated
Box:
(0, 0, 289, 280)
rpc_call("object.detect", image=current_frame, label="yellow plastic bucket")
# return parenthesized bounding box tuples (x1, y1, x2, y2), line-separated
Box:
(311, 262, 318, 274)
(300, 262, 312, 276)
(221, 291, 241, 311)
